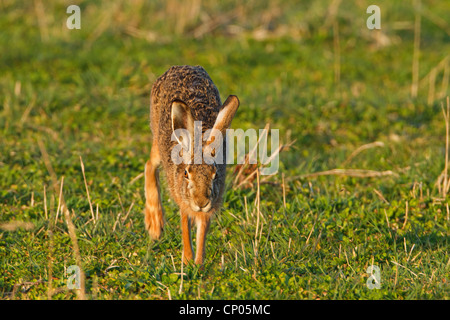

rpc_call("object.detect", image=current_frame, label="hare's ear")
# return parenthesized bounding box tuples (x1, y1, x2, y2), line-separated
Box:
(171, 100, 194, 150)
(211, 95, 240, 136)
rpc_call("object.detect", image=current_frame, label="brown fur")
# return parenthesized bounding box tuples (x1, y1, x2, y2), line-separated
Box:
(144, 65, 239, 264)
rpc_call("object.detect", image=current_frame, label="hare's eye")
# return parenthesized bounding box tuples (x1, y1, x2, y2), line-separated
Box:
(184, 169, 189, 179)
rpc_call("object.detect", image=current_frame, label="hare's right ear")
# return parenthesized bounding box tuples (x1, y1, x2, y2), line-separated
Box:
(208, 95, 239, 141)
(171, 100, 194, 151)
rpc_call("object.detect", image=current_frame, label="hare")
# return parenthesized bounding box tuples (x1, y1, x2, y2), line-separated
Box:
(144, 65, 239, 265)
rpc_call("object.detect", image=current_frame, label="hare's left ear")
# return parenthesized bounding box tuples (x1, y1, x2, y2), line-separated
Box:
(211, 95, 239, 136)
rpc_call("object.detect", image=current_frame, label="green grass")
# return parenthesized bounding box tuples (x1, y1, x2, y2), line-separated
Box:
(0, 0, 449, 300)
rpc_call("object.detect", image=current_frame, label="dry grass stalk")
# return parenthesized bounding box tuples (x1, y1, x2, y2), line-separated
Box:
(179, 250, 184, 295)
(384, 209, 393, 239)
(233, 161, 258, 190)
(333, 18, 340, 96)
(122, 201, 134, 226)
(64, 208, 87, 300)
(444, 97, 449, 197)
(287, 168, 398, 181)
(0, 221, 35, 231)
(34, 0, 49, 42)
(232, 124, 295, 190)
(166, 0, 202, 35)
(305, 221, 316, 246)
(342, 141, 385, 166)
(373, 188, 389, 204)
(407, 243, 416, 262)
(85, 1, 122, 48)
(436, 97, 450, 197)
(428, 67, 437, 105)
(37, 139, 58, 192)
(390, 260, 418, 278)
(419, 55, 449, 104)
(54, 172, 64, 225)
(191, 8, 240, 39)
(320, 0, 342, 96)
(43, 185, 48, 220)
(321, 0, 342, 30)
(46, 182, 55, 300)
(312, 229, 322, 253)
(441, 59, 450, 100)
(411, 0, 421, 98)
(38, 139, 87, 300)
(128, 172, 144, 185)
(253, 169, 262, 269)
(11, 280, 46, 299)
(80, 156, 95, 222)
(14, 81, 21, 97)
(402, 201, 409, 230)
(420, 6, 450, 37)
(124, 26, 159, 43)
(46, 239, 54, 298)
(233, 123, 269, 188)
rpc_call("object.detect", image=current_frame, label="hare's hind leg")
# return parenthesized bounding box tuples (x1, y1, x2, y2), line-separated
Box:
(144, 141, 164, 240)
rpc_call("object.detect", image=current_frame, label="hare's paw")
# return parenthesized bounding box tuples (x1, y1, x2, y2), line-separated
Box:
(183, 252, 194, 265)
(144, 204, 164, 240)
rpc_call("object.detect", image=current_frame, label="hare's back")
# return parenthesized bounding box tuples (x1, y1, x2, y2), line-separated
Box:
(151, 65, 221, 116)
(150, 65, 223, 163)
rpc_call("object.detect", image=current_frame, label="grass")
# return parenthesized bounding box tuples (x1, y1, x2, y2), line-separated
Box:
(0, 0, 449, 300)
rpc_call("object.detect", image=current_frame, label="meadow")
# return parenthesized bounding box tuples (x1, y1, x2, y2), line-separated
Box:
(0, 0, 449, 300)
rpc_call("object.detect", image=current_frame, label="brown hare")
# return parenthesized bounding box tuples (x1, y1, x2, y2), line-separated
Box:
(144, 65, 239, 265)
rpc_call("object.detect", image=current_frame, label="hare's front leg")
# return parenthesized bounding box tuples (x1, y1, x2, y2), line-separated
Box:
(194, 216, 211, 265)
(181, 211, 194, 264)
(144, 142, 164, 240)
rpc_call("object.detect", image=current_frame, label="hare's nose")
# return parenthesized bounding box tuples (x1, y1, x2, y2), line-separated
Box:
(195, 199, 210, 209)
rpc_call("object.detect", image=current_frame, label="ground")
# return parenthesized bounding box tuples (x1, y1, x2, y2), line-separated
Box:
(0, 0, 449, 299)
